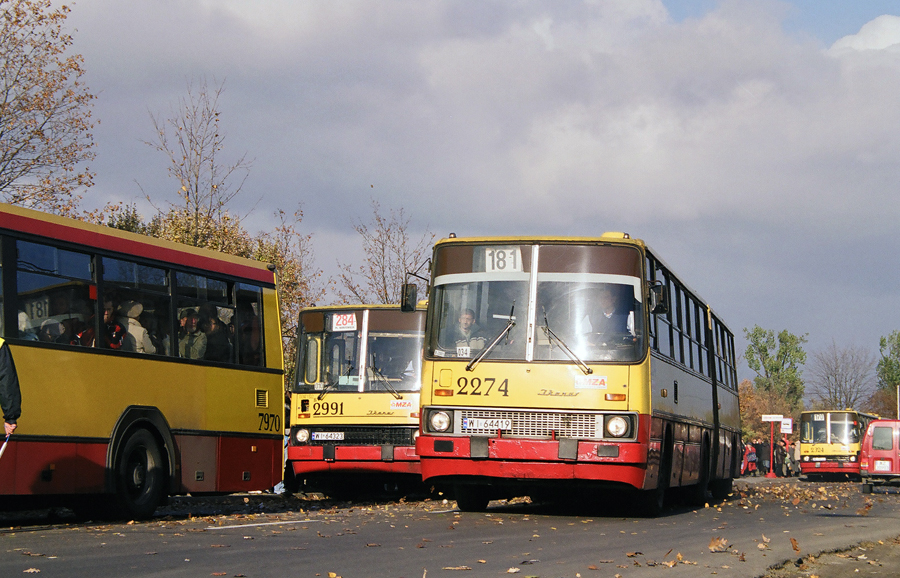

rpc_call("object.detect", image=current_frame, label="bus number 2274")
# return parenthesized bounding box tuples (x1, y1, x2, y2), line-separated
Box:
(457, 377, 509, 397)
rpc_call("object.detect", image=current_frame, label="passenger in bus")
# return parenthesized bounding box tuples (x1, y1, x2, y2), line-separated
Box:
(17, 311, 38, 341)
(178, 308, 207, 360)
(239, 313, 261, 366)
(38, 318, 65, 343)
(584, 286, 635, 344)
(75, 300, 126, 349)
(202, 313, 231, 362)
(444, 309, 486, 353)
(118, 300, 156, 354)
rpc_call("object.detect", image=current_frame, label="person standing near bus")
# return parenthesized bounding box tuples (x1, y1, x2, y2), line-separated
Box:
(0, 337, 22, 435)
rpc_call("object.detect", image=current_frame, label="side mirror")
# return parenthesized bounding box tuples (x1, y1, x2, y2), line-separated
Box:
(400, 283, 417, 312)
(649, 283, 668, 315)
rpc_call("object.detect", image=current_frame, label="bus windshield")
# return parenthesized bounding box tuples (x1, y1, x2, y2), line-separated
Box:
(801, 412, 860, 444)
(295, 309, 424, 394)
(428, 243, 644, 363)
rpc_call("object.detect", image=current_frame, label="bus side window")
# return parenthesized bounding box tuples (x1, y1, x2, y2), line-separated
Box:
(304, 337, 319, 383)
(15, 240, 93, 347)
(236, 283, 264, 367)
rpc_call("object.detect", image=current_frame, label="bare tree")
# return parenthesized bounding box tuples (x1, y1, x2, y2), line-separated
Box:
(145, 77, 251, 246)
(806, 341, 875, 410)
(0, 0, 96, 215)
(338, 199, 433, 304)
(136, 78, 327, 378)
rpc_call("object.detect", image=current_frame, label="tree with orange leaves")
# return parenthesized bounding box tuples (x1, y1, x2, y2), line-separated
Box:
(0, 0, 96, 215)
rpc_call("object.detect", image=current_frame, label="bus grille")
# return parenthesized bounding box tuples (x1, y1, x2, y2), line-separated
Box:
(459, 409, 602, 438)
(308, 426, 416, 446)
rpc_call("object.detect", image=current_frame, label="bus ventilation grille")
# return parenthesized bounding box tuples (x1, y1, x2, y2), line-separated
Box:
(256, 389, 268, 408)
(460, 409, 601, 438)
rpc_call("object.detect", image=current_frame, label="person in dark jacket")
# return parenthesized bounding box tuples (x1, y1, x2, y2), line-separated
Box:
(0, 337, 22, 436)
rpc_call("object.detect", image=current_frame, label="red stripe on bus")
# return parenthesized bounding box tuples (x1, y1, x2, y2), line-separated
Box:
(1, 212, 273, 284)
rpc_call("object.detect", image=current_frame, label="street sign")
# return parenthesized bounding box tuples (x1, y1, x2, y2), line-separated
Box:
(781, 418, 793, 434)
(761, 414, 784, 422)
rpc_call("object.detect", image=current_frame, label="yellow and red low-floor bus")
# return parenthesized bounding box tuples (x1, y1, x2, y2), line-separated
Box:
(287, 305, 425, 498)
(799, 410, 877, 479)
(406, 233, 740, 514)
(0, 203, 284, 518)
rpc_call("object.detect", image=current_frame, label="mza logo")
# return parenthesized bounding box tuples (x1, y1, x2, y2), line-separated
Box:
(390, 399, 414, 410)
(575, 376, 608, 389)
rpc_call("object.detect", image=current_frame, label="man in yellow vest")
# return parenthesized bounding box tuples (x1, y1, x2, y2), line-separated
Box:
(0, 338, 21, 435)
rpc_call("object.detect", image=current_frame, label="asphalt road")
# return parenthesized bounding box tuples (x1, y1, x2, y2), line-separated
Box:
(2, 477, 900, 578)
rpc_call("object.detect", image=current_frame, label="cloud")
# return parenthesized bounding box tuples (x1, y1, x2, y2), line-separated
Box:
(831, 14, 900, 52)
(65, 0, 900, 366)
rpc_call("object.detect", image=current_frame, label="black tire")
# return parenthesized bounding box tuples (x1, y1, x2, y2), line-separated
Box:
(455, 486, 490, 512)
(643, 431, 672, 517)
(686, 439, 711, 506)
(710, 477, 733, 500)
(113, 429, 166, 520)
(861, 483, 873, 494)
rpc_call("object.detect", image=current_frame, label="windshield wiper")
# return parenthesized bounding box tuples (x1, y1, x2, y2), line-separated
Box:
(466, 303, 515, 372)
(317, 364, 354, 400)
(541, 308, 592, 375)
(370, 365, 402, 399)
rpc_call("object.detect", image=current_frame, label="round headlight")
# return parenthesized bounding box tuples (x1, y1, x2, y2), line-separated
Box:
(429, 411, 451, 433)
(295, 428, 310, 443)
(802, 455, 809, 462)
(850, 456, 857, 462)
(606, 416, 629, 438)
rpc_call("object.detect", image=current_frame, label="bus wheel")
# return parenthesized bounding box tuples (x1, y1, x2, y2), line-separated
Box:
(114, 429, 166, 520)
(643, 431, 672, 517)
(709, 478, 733, 499)
(455, 486, 490, 512)
(687, 439, 711, 506)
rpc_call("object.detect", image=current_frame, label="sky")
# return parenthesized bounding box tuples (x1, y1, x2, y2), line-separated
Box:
(60, 0, 900, 384)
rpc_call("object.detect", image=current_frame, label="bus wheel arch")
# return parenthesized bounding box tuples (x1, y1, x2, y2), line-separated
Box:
(643, 423, 673, 517)
(107, 406, 178, 518)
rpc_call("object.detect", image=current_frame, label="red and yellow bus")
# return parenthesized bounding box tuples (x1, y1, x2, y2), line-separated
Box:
(287, 305, 425, 498)
(799, 410, 877, 480)
(0, 203, 284, 518)
(406, 234, 740, 513)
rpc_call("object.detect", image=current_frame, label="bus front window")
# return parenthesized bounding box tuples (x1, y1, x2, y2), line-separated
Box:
(535, 280, 642, 362)
(366, 332, 423, 392)
(431, 280, 529, 360)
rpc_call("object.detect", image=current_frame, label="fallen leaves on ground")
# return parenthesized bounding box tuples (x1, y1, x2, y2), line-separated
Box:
(709, 537, 729, 552)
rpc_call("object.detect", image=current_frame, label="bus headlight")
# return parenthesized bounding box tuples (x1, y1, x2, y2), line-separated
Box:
(295, 428, 310, 444)
(428, 410, 452, 433)
(606, 416, 629, 438)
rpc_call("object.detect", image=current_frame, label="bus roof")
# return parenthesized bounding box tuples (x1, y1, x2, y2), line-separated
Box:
(0, 203, 275, 284)
(434, 232, 648, 248)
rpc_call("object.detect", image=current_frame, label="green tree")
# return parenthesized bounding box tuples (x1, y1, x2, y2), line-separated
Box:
(0, 0, 96, 215)
(743, 325, 808, 413)
(870, 331, 900, 418)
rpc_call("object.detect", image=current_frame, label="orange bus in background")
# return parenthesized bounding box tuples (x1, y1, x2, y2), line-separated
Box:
(286, 305, 425, 499)
(0, 203, 284, 518)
